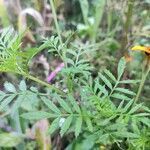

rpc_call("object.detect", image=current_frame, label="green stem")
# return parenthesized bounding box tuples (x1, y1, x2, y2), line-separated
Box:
(134, 64, 150, 104)
(49, 0, 68, 67)
(91, 0, 105, 43)
(108, 81, 119, 97)
(49, 0, 62, 45)
(109, 75, 122, 97)
(25, 74, 65, 96)
(121, 0, 135, 51)
(124, 0, 135, 34)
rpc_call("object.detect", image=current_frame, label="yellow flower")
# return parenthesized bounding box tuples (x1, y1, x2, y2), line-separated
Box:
(131, 46, 150, 54)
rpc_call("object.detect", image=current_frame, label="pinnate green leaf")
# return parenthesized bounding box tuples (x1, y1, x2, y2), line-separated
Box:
(48, 117, 60, 134)
(99, 73, 112, 89)
(115, 88, 136, 96)
(119, 80, 140, 84)
(111, 93, 131, 101)
(56, 95, 72, 113)
(128, 103, 143, 114)
(75, 116, 82, 137)
(19, 80, 27, 91)
(68, 94, 81, 113)
(41, 97, 61, 114)
(104, 69, 116, 82)
(117, 57, 126, 79)
(60, 115, 73, 136)
(21, 111, 58, 120)
(0, 94, 16, 111)
(4, 82, 16, 93)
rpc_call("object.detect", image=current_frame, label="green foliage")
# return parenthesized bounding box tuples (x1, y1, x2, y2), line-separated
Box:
(0, 80, 39, 113)
(78, 0, 106, 42)
(42, 36, 93, 78)
(0, 0, 149, 149)
(21, 93, 85, 137)
(0, 10, 149, 149)
(79, 0, 89, 24)
(0, 54, 146, 149)
(0, 133, 24, 147)
(0, 27, 42, 74)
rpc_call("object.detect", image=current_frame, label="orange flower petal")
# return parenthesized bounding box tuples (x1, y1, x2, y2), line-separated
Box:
(131, 46, 150, 54)
(124, 53, 133, 62)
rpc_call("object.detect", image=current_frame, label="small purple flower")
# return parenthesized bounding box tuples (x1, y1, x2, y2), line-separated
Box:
(47, 63, 65, 82)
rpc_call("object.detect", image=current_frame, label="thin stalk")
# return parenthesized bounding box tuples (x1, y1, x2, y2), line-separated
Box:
(49, 0, 62, 45)
(134, 61, 150, 104)
(108, 74, 122, 97)
(49, 0, 68, 68)
(108, 81, 119, 97)
(25, 74, 65, 96)
(124, 0, 135, 34)
(91, 0, 105, 43)
(121, 0, 135, 51)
